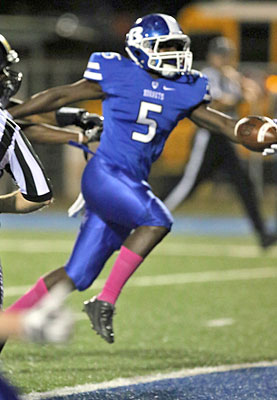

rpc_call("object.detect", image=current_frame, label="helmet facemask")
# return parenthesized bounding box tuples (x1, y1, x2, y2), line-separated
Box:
(143, 35, 193, 77)
(126, 14, 194, 78)
(0, 35, 22, 108)
(0, 67, 22, 108)
(126, 31, 193, 78)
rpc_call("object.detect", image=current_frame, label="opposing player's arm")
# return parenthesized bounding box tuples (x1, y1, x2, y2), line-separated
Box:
(9, 98, 58, 125)
(22, 112, 58, 126)
(189, 104, 239, 142)
(8, 79, 105, 119)
(14, 104, 103, 145)
(23, 123, 89, 145)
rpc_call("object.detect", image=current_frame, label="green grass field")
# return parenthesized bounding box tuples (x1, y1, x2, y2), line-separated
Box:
(0, 230, 276, 395)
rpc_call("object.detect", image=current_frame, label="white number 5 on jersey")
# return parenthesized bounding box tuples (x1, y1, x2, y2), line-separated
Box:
(132, 101, 163, 143)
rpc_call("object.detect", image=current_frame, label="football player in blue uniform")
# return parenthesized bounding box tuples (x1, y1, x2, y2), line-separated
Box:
(7, 14, 277, 344)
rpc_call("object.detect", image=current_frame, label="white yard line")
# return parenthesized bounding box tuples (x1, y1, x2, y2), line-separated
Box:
(205, 318, 235, 327)
(4, 266, 277, 297)
(0, 239, 277, 258)
(0, 239, 72, 253)
(21, 360, 277, 399)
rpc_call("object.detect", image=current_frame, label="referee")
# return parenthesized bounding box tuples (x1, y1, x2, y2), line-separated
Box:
(164, 36, 277, 249)
(0, 34, 52, 213)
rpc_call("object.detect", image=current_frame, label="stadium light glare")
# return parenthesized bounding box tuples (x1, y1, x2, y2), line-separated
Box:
(56, 13, 79, 38)
(265, 75, 277, 94)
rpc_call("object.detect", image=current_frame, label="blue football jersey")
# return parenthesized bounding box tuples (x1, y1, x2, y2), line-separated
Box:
(83, 52, 211, 180)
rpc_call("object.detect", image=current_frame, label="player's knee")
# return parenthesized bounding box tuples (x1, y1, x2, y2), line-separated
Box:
(44, 266, 76, 291)
(74, 276, 94, 291)
(67, 267, 97, 291)
(147, 225, 171, 240)
(151, 225, 170, 234)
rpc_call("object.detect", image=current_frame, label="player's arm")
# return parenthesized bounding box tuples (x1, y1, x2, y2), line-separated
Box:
(8, 79, 105, 119)
(0, 190, 51, 214)
(14, 106, 103, 145)
(23, 123, 89, 145)
(21, 112, 58, 126)
(9, 98, 58, 125)
(189, 104, 239, 142)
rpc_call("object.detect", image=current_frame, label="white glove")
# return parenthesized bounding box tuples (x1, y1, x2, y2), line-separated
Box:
(85, 125, 102, 143)
(262, 118, 277, 156)
(22, 282, 74, 343)
(68, 192, 85, 218)
(262, 143, 277, 156)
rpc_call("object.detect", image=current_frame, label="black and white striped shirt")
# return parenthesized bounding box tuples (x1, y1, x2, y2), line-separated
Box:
(0, 108, 52, 202)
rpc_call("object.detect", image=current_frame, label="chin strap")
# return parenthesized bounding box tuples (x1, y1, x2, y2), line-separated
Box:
(68, 140, 96, 158)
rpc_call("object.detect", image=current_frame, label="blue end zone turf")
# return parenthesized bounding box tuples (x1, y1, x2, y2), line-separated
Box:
(42, 365, 277, 400)
(0, 212, 268, 236)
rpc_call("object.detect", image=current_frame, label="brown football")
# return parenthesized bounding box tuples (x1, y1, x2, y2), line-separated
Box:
(234, 116, 277, 152)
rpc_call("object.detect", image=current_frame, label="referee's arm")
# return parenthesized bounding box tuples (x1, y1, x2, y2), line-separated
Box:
(0, 190, 52, 214)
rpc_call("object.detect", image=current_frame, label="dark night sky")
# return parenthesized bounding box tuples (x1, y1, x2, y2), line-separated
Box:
(0, 1, 196, 56)
(0, 0, 194, 17)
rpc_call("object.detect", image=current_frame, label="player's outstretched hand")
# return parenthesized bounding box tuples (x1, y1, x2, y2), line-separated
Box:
(263, 119, 277, 156)
(22, 282, 74, 343)
(68, 192, 85, 218)
(262, 143, 277, 156)
(234, 116, 277, 152)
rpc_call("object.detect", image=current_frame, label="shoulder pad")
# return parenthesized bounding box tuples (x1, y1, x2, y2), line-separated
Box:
(178, 70, 204, 84)
(190, 69, 204, 78)
(88, 52, 123, 64)
(84, 52, 124, 82)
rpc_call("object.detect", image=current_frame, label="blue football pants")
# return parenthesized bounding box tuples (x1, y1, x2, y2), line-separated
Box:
(65, 155, 173, 290)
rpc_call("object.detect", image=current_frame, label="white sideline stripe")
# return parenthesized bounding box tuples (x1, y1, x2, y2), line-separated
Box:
(5, 267, 277, 297)
(0, 239, 277, 258)
(22, 360, 277, 399)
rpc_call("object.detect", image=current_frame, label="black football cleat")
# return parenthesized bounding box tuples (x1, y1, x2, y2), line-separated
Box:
(83, 297, 115, 343)
(260, 232, 277, 249)
(0, 340, 6, 354)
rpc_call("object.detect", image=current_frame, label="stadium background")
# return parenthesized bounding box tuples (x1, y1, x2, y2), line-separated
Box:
(1, 0, 277, 222)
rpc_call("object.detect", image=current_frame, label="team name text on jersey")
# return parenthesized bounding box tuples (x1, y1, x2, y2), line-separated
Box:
(143, 89, 164, 101)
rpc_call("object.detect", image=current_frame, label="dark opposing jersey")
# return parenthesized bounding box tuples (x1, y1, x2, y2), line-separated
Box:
(83, 52, 211, 180)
